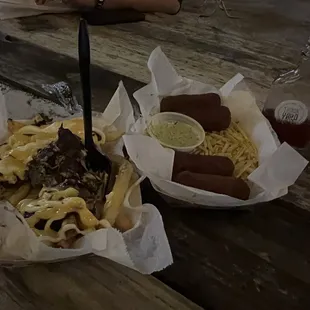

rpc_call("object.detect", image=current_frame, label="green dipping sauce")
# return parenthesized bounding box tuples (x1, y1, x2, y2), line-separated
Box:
(150, 121, 200, 147)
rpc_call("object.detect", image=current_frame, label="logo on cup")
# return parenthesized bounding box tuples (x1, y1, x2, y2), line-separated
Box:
(275, 100, 308, 125)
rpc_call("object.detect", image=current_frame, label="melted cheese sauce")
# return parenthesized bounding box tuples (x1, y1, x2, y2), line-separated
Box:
(17, 193, 99, 238)
(8, 140, 53, 163)
(14, 186, 110, 243)
(40, 187, 79, 201)
(0, 119, 106, 184)
(0, 156, 27, 183)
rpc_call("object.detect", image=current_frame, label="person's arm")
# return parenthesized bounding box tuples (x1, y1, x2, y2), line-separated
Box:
(36, 0, 181, 14)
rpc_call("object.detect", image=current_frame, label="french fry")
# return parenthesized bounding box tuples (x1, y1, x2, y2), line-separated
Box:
(193, 122, 258, 179)
(7, 120, 26, 134)
(8, 183, 31, 207)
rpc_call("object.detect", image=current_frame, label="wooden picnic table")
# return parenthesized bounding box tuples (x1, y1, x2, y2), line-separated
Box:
(0, 0, 310, 309)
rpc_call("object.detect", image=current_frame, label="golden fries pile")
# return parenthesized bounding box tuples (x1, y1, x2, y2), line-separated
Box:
(193, 122, 258, 179)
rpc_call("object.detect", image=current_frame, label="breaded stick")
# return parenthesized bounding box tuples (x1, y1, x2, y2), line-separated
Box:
(173, 151, 234, 177)
(161, 94, 231, 131)
(174, 171, 250, 200)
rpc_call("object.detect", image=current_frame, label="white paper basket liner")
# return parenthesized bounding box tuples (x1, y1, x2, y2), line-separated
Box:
(0, 81, 173, 274)
(124, 47, 308, 208)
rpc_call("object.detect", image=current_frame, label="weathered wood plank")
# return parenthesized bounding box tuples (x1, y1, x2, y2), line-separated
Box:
(0, 255, 202, 310)
(0, 0, 309, 106)
(142, 181, 310, 310)
(0, 31, 143, 115)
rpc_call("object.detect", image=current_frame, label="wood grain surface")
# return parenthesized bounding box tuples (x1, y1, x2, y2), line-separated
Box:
(0, 0, 310, 309)
(1, 0, 310, 106)
(0, 255, 201, 310)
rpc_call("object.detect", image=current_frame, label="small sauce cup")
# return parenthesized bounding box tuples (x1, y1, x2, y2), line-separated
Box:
(147, 112, 205, 152)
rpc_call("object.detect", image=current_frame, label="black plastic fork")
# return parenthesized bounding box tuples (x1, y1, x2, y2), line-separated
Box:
(78, 19, 112, 185)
